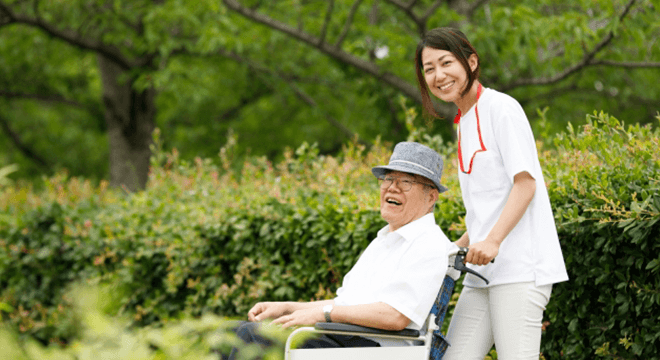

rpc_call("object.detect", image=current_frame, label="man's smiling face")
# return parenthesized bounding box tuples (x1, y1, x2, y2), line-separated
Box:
(379, 171, 437, 232)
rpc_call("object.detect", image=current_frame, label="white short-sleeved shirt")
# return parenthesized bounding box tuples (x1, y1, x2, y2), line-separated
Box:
(457, 87, 569, 288)
(334, 213, 451, 345)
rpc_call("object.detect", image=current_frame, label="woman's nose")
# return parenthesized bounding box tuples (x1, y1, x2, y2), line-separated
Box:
(434, 69, 446, 82)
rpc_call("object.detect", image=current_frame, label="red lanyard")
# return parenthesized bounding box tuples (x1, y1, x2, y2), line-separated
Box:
(455, 83, 486, 174)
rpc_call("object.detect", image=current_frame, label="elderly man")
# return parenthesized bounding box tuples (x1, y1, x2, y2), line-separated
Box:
(223, 142, 452, 358)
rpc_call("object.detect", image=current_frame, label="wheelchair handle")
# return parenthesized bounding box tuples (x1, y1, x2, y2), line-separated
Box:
(454, 247, 491, 285)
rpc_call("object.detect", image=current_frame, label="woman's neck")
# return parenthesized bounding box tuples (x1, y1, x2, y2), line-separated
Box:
(455, 81, 481, 115)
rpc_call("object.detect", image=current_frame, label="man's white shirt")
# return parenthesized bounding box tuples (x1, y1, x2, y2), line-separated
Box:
(334, 213, 452, 346)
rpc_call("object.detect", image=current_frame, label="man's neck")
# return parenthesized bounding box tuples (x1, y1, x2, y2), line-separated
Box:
(388, 213, 432, 233)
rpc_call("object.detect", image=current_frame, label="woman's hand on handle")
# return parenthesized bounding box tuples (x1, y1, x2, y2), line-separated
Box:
(466, 240, 499, 265)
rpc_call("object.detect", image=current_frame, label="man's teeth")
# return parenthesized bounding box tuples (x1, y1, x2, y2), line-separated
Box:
(387, 199, 401, 205)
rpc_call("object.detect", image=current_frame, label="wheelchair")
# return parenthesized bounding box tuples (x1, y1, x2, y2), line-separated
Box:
(284, 244, 489, 360)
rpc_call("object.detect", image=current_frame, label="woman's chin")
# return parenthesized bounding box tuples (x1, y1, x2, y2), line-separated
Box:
(431, 90, 458, 103)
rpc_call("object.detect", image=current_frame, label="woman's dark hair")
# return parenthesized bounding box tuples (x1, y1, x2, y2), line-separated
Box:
(415, 27, 480, 118)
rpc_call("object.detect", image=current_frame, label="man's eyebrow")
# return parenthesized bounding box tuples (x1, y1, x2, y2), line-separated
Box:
(423, 54, 452, 66)
(389, 175, 415, 180)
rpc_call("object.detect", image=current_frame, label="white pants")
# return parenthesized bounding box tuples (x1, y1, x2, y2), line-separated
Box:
(443, 282, 552, 360)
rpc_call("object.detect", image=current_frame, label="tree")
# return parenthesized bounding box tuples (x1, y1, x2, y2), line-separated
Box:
(1, 0, 658, 188)
(0, 23, 107, 180)
(221, 0, 659, 129)
(0, 0, 230, 190)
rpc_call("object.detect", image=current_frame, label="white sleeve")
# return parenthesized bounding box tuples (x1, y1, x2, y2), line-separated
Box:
(491, 97, 540, 182)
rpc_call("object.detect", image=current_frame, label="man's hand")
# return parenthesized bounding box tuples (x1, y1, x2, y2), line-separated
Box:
(271, 307, 324, 329)
(247, 302, 292, 322)
(466, 240, 499, 265)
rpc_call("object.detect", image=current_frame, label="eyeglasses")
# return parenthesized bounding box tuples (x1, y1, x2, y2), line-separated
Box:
(377, 175, 434, 192)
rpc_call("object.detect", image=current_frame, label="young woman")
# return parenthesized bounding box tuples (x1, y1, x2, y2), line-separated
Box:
(415, 27, 569, 359)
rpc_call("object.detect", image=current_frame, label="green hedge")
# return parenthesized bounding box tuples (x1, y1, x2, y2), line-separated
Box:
(541, 112, 660, 358)
(0, 285, 290, 360)
(1, 112, 659, 358)
(0, 140, 408, 345)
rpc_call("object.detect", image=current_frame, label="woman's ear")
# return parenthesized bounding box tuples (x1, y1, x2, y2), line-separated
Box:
(468, 53, 479, 72)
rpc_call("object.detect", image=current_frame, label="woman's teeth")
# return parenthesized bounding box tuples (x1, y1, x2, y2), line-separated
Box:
(440, 81, 454, 90)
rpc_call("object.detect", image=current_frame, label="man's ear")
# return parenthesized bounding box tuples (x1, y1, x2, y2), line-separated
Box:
(427, 188, 439, 206)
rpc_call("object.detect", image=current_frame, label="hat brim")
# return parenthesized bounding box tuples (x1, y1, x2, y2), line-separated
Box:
(372, 165, 448, 193)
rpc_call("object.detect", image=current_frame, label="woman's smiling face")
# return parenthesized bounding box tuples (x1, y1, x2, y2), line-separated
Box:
(421, 47, 474, 104)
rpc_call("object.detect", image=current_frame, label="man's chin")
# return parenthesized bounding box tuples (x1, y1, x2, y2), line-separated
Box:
(380, 209, 400, 224)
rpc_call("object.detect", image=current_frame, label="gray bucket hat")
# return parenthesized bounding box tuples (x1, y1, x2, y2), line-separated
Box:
(372, 142, 448, 193)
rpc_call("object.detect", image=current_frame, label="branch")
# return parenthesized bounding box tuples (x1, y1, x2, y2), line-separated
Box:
(421, 0, 443, 23)
(406, 0, 420, 9)
(591, 60, 660, 68)
(91, 1, 143, 35)
(217, 88, 273, 122)
(216, 48, 368, 145)
(318, 0, 334, 46)
(520, 83, 660, 122)
(211, 68, 273, 121)
(384, 0, 444, 34)
(0, 113, 50, 169)
(501, 0, 638, 92)
(387, 0, 412, 10)
(336, 0, 364, 48)
(0, 2, 13, 27)
(465, 0, 490, 19)
(31, 0, 39, 19)
(111, 6, 143, 35)
(385, 0, 423, 34)
(222, 0, 454, 118)
(288, 81, 368, 145)
(517, 83, 579, 107)
(0, 91, 85, 108)
(0, 1, 135, 70)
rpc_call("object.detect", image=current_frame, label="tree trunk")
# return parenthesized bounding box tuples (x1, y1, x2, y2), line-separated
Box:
(97, 55, 155, 192)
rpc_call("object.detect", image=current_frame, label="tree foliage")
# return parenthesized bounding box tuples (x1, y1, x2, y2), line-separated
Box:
(0, 0, 658, 189)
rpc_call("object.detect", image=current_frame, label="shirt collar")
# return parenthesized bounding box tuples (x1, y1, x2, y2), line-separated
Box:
(377, 213, 437, 242)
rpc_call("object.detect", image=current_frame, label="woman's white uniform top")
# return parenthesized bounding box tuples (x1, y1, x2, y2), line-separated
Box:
(457, 87, 569, 288)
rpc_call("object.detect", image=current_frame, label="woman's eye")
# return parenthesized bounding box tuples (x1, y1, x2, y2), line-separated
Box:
(424, 68, 433, 73)
(442, 61, 452, 66)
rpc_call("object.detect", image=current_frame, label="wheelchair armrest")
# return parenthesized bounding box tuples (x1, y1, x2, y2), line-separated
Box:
(314, 322, 420, 338)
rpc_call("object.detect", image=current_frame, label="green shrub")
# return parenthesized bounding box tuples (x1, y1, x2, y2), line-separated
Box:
(0, 285, 291, 360)
(540, 112, 660, 358)
(1, 111, 659, 359)
(0, 138, 418, 344)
